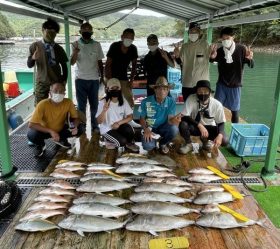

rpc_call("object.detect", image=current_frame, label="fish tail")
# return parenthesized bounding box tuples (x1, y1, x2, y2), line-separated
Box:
(183, 197, 193, 203)
(256, 218, 269, 229)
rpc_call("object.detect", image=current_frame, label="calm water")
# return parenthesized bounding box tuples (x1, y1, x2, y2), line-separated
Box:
(1, 41, 279, 126)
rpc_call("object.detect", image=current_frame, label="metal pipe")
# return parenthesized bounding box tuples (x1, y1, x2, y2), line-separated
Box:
(64, 15, 73, 100)
(207, 23, 213, 44)
(261, 60, 280, 178)
(0, 63, 13, 177)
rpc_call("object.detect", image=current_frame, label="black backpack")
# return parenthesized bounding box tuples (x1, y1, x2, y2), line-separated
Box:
(0, 181, 22, 218)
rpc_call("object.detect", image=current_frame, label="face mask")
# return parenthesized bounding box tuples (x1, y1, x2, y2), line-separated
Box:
(197, 93, 210, 103)
(81, 32, 92, 40)
(189, 34, 199, 42)
(222, 39, 232, 48)
(44, 30, 56, 43)
(108, 90, 121, 98)
(123, 38, 133, 47)
(148, 45, 158, 52)
(51, 93, 64, 103)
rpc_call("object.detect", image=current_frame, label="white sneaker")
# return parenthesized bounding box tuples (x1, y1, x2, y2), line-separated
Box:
(179, 143, 193, 154)
(129, 120, 142, 128)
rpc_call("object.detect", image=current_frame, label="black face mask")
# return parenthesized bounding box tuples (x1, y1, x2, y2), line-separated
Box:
(81, 32, 92, 40)
(107, 90, 121, 98)
(197, 93, 210, 102)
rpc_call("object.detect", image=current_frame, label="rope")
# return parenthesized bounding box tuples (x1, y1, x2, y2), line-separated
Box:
(93, 7, 138, 31)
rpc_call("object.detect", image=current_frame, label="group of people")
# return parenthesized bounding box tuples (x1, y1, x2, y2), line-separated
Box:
(26, 18, 254, 157)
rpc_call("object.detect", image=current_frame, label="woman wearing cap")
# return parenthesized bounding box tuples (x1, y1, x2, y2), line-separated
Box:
(96, 78, 139, 151)
(139, 76, 180, 154)
(179, 80, 228, 154)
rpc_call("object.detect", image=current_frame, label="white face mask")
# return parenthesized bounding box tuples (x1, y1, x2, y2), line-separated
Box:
(148, 45, 158, 52)
(222, 39, 232, 48)
(51, 93, 64, 103)
(123, 38, 133, 47)
(189, 34, 199, 42)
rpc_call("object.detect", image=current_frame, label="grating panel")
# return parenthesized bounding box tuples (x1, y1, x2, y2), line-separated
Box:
(0, 187, 32, 237)
(17, 177, 81, 187)
(180, 176, 262, 185)
(9, 123, 58, 173)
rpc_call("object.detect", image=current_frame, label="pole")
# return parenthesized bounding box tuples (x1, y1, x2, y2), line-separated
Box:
(207, 23, 213, 44)
(183, 21, 189, 43)
(0, 62, 14, 178)
(261, 61, 280, 178)
(64, 14, 73, 100)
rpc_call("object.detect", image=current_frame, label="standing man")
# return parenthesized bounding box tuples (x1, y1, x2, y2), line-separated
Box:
(70, 22, 104, 133)
(27, 18, 68, 105)
(210, 27, 254, 123)
(139, 76, 180, 154)
(105, 28, 138, 107)
(174, 22, 216, 101)
(144, 34, 175, 96)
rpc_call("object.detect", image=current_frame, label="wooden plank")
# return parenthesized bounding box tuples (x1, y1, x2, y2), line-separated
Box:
(1, 122, 280, 249)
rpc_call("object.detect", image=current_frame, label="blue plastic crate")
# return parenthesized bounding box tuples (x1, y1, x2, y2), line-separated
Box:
(167, 67, 181, 84)
(229, 124, 270, 157)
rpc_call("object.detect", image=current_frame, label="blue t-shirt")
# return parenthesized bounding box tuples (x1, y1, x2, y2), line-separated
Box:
(139, 95, 176, 128)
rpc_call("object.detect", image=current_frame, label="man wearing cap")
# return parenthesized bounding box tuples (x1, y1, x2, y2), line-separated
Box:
(210, 27, 254, 123)
(27, 18, 68, 105)
(96, 78, 139, 152)
(70, 22, 104, 134)
(144, 34, 175, 96)
(139, 76, 181, 154)
(105, 28, 138, 107)
(179, 80, 227, 154)
(174, 22, 216, 101)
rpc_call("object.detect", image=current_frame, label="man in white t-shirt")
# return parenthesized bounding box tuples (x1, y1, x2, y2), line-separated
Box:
(71, 22, 104, 134)
(179, 80, 228, 154)
(96, 78, 139, 152)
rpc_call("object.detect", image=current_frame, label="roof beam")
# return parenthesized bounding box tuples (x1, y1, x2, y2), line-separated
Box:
(200, 11, 280, 28)
(20, 0, 85, 21)
(190, 0, 280, 22)
(0, 1, 80, 26)
(140, 3, 187, 20)
(87, 4, 137, 19)
(164, 0, 215, 13)
(65, 0, 114, 11)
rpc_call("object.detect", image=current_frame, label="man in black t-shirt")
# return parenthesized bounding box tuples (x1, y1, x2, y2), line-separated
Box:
(210, 27, 254, 123)
(144, 34, 175, 96)
(105, 28, 138, 107)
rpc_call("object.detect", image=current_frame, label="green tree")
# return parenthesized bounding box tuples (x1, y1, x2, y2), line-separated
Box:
(0, 12, 16, 39)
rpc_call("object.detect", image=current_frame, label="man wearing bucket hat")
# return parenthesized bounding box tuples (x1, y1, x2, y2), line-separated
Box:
(96, 78, 139, 152)
(179, 80, 227, 154)
(173, 22, 217, 101)
(139, 76, 181, 154)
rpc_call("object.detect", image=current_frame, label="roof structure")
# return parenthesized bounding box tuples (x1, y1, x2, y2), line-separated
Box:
(1, 0, 280, 26)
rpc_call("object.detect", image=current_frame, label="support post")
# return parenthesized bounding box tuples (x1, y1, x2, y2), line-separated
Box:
(0, 63, 13, 178)
(183, 21, 189, 43)
(207, 23, 213, 44)
(64, 14, 73, 100)
(261, 61, 280, 178)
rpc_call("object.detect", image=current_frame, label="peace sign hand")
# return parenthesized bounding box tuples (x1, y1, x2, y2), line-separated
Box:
(103, 99, 110, 112)
(210, 43, 217, 59)
(32, 46, 39, 61)
(245, 46, 253, 60)
(173, 43, 180, 58)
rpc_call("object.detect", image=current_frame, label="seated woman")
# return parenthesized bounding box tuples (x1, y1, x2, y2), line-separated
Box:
(96, 78, 139, 152)
(179, 80, 228, 154)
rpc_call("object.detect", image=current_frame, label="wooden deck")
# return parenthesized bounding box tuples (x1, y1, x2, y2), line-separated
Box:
(1, 107, 280, 249)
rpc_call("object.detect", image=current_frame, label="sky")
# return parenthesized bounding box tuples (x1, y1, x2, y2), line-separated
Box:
(119, 8, 166, 17)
